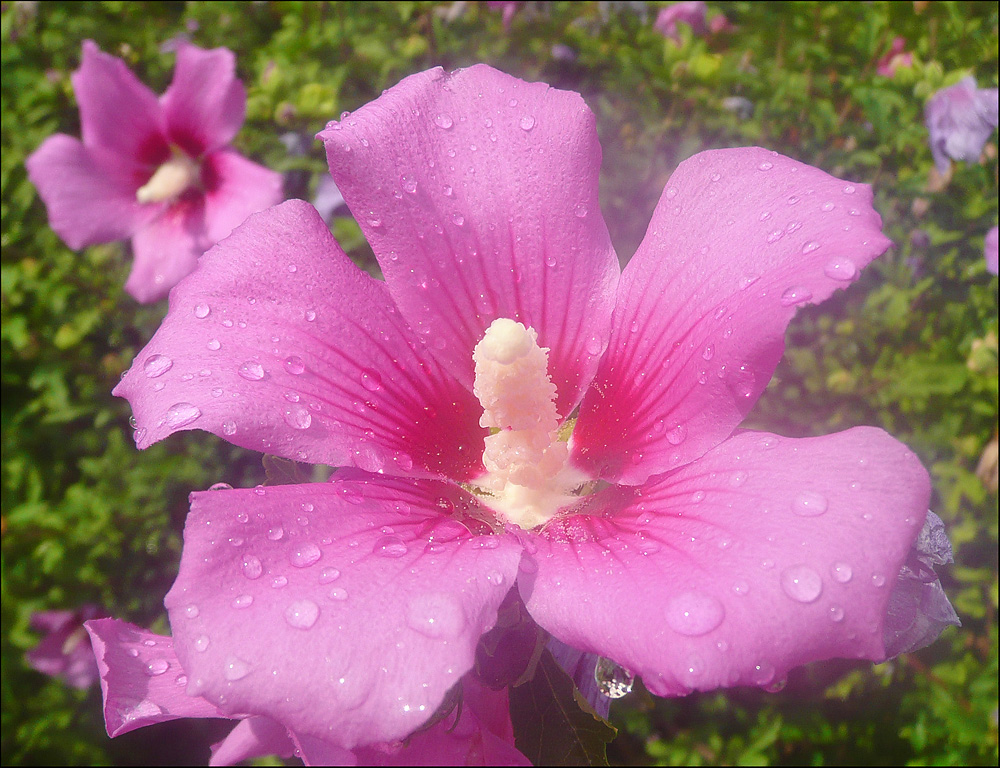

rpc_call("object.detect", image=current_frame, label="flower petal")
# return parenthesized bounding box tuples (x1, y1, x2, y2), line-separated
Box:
(318, 65, 620, 419)
(355, 675, 530, 766)
(201, 149, 283, 246)
(573, 148, 892, 484)
(520, 428, 929, 697)
(165, 479, 521, 749)
(161, 42, 246, 155)
(210, 717, 294, 767)
(84, 619, 227, 737)
(127, 194, 208, 303)
(72, 40, 167, 163)
(114, 200, 487, 479)
(26, 135, 156, 249)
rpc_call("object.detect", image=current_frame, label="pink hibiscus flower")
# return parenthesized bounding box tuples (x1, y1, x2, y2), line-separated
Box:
(924, 76, 999, 175)
(105, 65, 953, 760)
(26, 40, 282, 303)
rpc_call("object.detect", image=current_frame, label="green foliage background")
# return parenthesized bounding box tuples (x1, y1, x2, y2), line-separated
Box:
(1, 1, 997, 764)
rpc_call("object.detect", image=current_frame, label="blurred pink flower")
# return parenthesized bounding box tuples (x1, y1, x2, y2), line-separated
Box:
(27, 605, 105, 689)
(108, 65, 951, 757)
(487, 1, 520, 31)
(26, 40, 282, 303)
(654, 1, 731, 42)
(876, 37, 914, 77)
(985, 226, 999, 275)
(924, 76, 999, 174)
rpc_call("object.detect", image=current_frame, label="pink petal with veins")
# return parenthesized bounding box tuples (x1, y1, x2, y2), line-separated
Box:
(573, 148, 891, 484)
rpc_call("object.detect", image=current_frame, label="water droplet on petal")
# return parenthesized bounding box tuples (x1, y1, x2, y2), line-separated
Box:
(780, 286, 813, 306)
(406, 593, 464, 638)
(702, 344, 715, 361)
(143, 658, 169, 676)
(829, 605, 845, 622)
(285, 599, 320, 629)
(238, 361, 265, 381)
(824, 258, 857, 281)
(831, 562, 853, 583)
(361, 369, 382, 392)
(194, 303, 210, 319)
(290, 542, 321, 568)
(843, 184, 856, 194)
(144, 354, 173, 378)
(283, 405, 312, 430)
(224, 657, 250, 680)
(164, 403, 201, 428)
(328, 587, 348, 601)
(781, 565, 823, 602)
(665, 592, 725, 636)
(666, 423, 687, 445)
(194, 635, 210, 652)
(752, 662, 776, 686)
(271, 575, 288, 588)
(374, 535, 408, 558)
(232, 594, 254, 609)
(792, 490, 828, 516)
(732, 580, 750, 596)
(801, 240, 820, 254)
(519, 115, 535, 130)
(241, 555, 263, 580)
(595, 657, 634, 699)
(222, 421, 237, 436)
(871, 573, 886, 587)
(434, 113, 453, 129)
(574, 203, 588, 218)
(400, 174, 417, 194)
(284, 356, 305, 375)
(758, 161, 773, 171)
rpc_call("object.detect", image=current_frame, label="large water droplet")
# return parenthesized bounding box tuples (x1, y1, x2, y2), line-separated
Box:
(519, 115, 535, 131)
(232, 594, 254, 609)
(433, 113, 453, 129)
(780, 286, 813, 307)
(284, 356, 305, 375)
(224, 657, 250, 681)
(752, 662, 775, 686)
(194, 303, 210, 319)
(144, 658, 169, 677)
(666, 423, 687, 446)
(290, 542, 321, 568)
(222, 421, 237, 436)
(238, 361, 265, 381)
(361, 369, 382, 392)
(595, 657, 634, 699)
(241, 555, 263, 580)
(665, 592, 725, 636)
(574, 203, 588, 218)
(164, 403, 201, 428)
(781, 565, 823, 603)
(284, 599, 320, 629)
(144, 354, 173, 378)
(374, 535, 408, 558)
(792, 490, 828, 517)
(406, 593, 464, 639)
(831, 562, 853, 583)
(824, 258, 857, 281)
(283, 406, 312, 430)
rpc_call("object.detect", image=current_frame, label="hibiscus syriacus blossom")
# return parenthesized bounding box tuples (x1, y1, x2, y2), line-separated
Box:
(924, 76, 999, 175)
(26, 605, 105, 689)
(26, 40, 282, 303)
(102, 65, 954, 762)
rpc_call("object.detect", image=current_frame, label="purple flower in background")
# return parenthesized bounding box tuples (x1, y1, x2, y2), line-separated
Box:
(26, 40, 282, 303)
(27, 605, 105, 689)
(487, 1, 521, 31)
(876, 37, 913, 78)
(108, 65, 953, 757)
(985, 226, 999, 275)
(654, 1, 730, 42)
(924, 76, 999, 174)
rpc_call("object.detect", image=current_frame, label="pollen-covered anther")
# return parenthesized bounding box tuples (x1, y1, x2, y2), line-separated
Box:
(472, 318, 584, 529)
(136, 153, 200, 204)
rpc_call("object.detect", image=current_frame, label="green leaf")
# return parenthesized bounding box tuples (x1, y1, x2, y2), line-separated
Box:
(509, 649, 617, 766)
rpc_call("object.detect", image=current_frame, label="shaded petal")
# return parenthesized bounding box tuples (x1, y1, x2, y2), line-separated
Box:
(547, 637, 611, 720)
(201, 149, 284, 245)
(127, 194, 208, 303)
(114, 200, 487, 480)
(985, 226, 998, 275)
(161, 42, 246, 155)
(355, 675, 529, 766)
(165, 479, 521, 749)
(210, 717, 294, 767)
(72, 40, 167, 163)
(319, 65, 620, 419)
(573, 148, 892, 484)
(520, 428, 929, 697)
(290, 732, 358, 766)
(26, 135, 157, 249)
(84, 619, 227, 737)
(27, 606, 104, 689)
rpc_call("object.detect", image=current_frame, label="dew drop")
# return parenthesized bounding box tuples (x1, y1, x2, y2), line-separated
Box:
(184, 604, 200, 619)
(792, 490, 828, 517)
(406, 593, 464, 639)
(374, 535, 408, 558)
(194, 635, 210, 652)
(400, 174, 417, 194)
(665, 592, 725, 636)
(194, 303, 210, 319)
(328, 587, 348, 601)
(267, 526, 284, 541)
(271, 575, 288, 589)
(752, 662, 775, 686)
(843, 184, 856, 194)
(781, 565, 823, 603)
(144, 354, 173, 378)
(823, 258, 857, 281)
(758, 161, 773, 171)
(304, 310, 316, 322)
(361, 369, 382, 392)
(801, 240, 820, 254)
(665, 423, 687, 446)
(284, 356, 305, 375)
(319, 567, 341, 584)
(485, 570, 505, 586)
(732, 580, 750, 596)
(702, 344, 715, 361)
(224, 657, 250, 681)
(222, 421, 237, 436)
(451, 213, 464, 226)
(164, 403, 201, 428)
(433, 113, 453, 129)
(780, 286, 813, 307)
(595, 657, 634, 699)
(829, 605, 845, 622)
(232, 594, 254, 609)
(241, 555, 263, 580)
(519, 115, 535, 131)
(290, 542, 321, 568)
(207, 339, 221, 351)
(143, 658, 169, 676)
(284, 599, 320, 629)
(208, 482, 232, 491)
(831, 562, 853, 583)
(283, 406, 312, 430)
(238, 361, 265, 381)
(871, 573, 886, 588)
